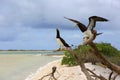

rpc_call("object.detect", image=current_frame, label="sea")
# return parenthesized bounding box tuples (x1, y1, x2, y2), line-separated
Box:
(0, 51, 63, 80)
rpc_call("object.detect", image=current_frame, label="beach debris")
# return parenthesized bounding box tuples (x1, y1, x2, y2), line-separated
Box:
(39, 66, 60, 80)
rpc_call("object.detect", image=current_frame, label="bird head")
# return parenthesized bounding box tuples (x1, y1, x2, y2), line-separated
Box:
(92, 30, 97, 35)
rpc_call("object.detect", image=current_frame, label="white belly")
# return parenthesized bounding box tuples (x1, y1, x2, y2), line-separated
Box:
(84, 30, 93, 37)
(56, 38, 64, 46)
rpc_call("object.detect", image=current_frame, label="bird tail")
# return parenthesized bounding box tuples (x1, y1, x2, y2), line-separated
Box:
(97, 33, 103, 36)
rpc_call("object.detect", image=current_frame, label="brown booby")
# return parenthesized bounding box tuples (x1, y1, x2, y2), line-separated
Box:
(56, 28, 70, 50)
(64, 16, 108, 39)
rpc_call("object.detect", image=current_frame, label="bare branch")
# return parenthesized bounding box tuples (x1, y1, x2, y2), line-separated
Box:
(109, 71, 113, 80)
(87, 68, 107, 80)
(68, 50, 94, 80)
(88, 42, 120, 75)
(113, 74, 118, 80)
(39, 66, 58, 80)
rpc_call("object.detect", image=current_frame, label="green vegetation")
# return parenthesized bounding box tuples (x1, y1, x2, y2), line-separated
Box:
(61, 42, 120, 66)
(96, 42, 119, 56)
(61, 51, 78, 66)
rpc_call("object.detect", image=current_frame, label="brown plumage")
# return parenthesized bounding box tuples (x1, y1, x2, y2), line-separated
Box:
(64, 16, 108, 45)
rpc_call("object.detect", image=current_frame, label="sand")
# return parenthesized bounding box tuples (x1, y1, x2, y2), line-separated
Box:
(26, 59, 120, 80)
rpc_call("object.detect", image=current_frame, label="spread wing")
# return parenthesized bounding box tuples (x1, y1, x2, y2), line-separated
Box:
(88, 16, 108, 30)
(64, 17, 87, 32)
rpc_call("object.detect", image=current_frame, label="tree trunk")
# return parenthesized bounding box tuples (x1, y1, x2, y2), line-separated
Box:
(68, 50, 94, 80)
(89, 42, 120, 75)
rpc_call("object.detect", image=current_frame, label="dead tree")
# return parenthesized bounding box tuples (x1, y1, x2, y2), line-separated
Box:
(83, 30, 120, 74)
(87, 68, 107, 80)
(67, 30, 120, 80)
(88, 42, 120, 75)
(68, 50, 94, 80)
(39, 66, 58, 80)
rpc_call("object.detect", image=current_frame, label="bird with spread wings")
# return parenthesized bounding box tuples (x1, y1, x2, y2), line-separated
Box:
(64, 16, 108, 45)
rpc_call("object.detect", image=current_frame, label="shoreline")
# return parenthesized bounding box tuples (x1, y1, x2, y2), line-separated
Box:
(26, 59, 120, 80)
(25, 59, 62, 80)
(0, 51, 63, 55)
(0, 50, 65, 52)
(0, 50, 53, 52)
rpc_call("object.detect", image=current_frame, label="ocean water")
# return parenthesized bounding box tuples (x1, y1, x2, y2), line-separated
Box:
(0, 51, 63, 80)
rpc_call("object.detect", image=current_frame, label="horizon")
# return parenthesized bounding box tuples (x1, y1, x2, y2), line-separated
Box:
(0, 42, 119, 50)
(0, 0, 120, 50)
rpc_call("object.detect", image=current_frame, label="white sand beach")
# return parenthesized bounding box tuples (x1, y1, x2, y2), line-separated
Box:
(26, 59, 120, 80)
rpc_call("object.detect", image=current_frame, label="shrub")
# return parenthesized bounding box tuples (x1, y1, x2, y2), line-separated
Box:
(96, 42, 119, 57)
(61, 51, 78, 66)
(61, 42, 120, 66)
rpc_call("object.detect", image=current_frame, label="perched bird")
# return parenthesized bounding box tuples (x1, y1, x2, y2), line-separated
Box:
(56, 28, 70, 50)
(64, 16, 108, 39)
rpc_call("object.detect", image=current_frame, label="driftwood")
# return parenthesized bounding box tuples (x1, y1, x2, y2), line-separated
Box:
(87, 68, 107, 80)
(108, 71, 118, 80)
(39, 66, 58, 80)
(83, 30, 120, 75)
(68, 50, 108, 80)
(113, 74, 118, 80)
(109, 72, 113, 80)
(68, 50, 94, 80)
(88, 42, 120, 75)
(67, 30, 120, 80)
(68, 43, 120, 80)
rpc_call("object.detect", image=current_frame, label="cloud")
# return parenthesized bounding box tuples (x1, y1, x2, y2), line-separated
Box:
(0, 0, 120, 30)
(0, 0, 120, 50)
(0, 28, 57, 50)
(0, 27, 18, 41)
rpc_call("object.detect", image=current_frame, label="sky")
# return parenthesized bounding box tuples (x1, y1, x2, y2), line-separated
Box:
(0, 0, 120, 50)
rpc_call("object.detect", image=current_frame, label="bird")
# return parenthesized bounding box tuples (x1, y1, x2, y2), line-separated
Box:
(56, 28, 70, 50)
(64, 16, 108, 40)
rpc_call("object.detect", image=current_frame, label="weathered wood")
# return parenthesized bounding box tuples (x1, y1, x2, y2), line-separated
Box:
(39, 66, 57, 80)
(88, 42, 120, 75)
(67, 30, 120, 80)
(87, 68, 107, 80)
(108, 71, 113, 80)
(68, 50, 94, 80)
(113, 74, 118, 80)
